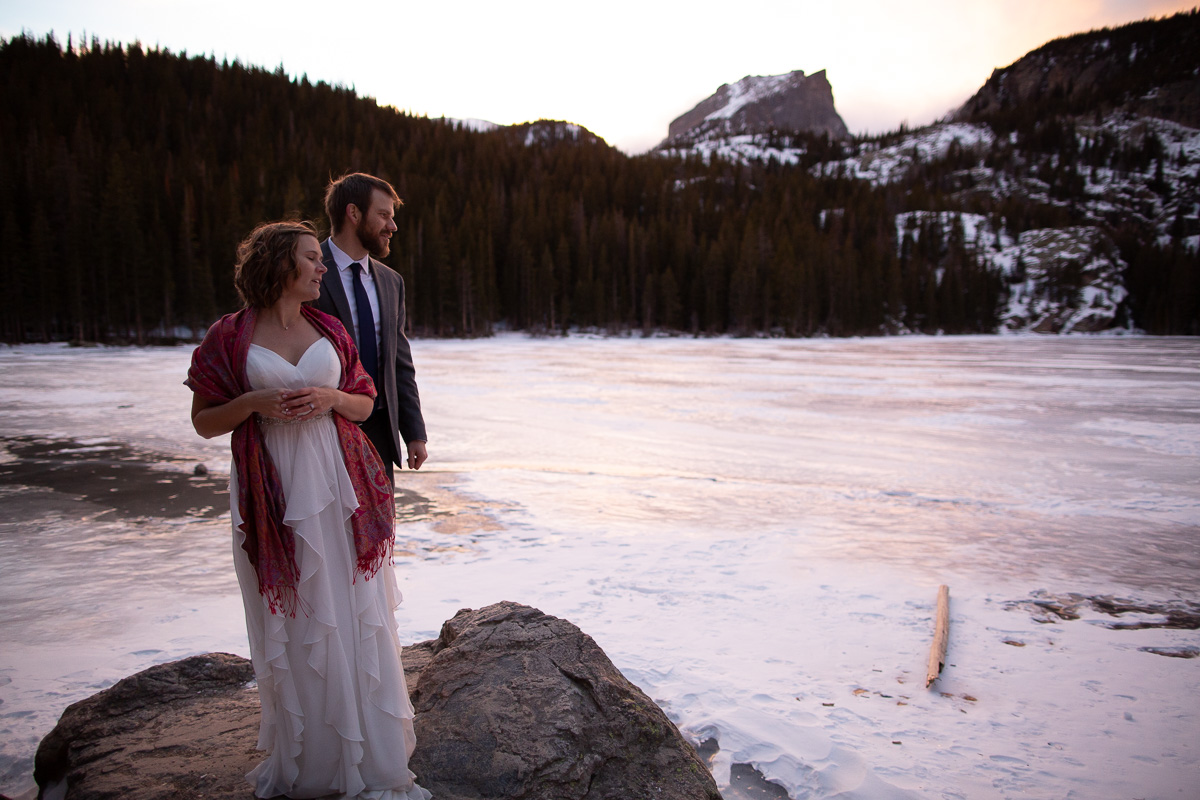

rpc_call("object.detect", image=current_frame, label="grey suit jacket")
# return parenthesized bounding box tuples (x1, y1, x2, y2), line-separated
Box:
(316, 239, 427, 466)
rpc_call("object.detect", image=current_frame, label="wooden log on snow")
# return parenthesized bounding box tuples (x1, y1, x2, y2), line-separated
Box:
(926, 584, 950, 688)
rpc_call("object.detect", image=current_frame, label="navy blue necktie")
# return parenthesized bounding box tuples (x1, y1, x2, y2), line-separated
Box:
(350, 262, 379, 391)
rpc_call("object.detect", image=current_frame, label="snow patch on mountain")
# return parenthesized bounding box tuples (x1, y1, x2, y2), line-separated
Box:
(524, 121, 585, 146)
(818, 114, 1200, 248)
(446, 117, 500, 133)
(658, 134, 805, 166)
(896, 212, 1132, 333)
(704, 73, 798, 122)
(813, 123, 995, 183)
(438, 117, 602, 149)
(1001, 227, 1131, 333)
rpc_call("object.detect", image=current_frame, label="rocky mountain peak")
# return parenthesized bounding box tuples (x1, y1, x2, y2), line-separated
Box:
(662, 69, 849, 146)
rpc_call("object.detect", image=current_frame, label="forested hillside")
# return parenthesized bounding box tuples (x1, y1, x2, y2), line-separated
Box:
(662, 11, 1199, 336)
(1, 27, 1192, 342)
(0, 33, 1004, 342)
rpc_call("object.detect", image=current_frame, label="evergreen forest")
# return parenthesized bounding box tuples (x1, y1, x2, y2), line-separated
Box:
(0, 32, 1192, 342)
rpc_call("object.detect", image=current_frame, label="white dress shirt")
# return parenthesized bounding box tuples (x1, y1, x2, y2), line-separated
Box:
(326, 238, 381, 354)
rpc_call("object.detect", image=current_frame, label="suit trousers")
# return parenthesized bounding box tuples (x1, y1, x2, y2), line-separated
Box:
(361, 406, 397, 485)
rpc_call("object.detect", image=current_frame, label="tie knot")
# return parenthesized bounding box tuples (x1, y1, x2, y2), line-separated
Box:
(350, 261, 365, 276)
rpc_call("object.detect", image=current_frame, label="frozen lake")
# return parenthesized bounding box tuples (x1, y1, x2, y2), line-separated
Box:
(1, 334, 1198, 799)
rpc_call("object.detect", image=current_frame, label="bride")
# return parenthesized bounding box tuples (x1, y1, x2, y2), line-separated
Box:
(185, 220, 430, 800)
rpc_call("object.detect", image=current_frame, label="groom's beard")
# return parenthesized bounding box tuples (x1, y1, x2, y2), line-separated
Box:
(356, 217, 391, 259)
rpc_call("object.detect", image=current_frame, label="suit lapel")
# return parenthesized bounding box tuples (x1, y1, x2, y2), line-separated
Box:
(372, 257, 397, 356)
(319, 240, 355, 341)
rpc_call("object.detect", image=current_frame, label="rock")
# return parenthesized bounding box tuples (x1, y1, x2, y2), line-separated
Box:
(663, 69, 849, 146)
(33, 603, 720, 800)
(409, 602, 720, 800)
(952, 11, 1200, 129)
(998, 227, 1130, 334)
(34, 652, 259, 800)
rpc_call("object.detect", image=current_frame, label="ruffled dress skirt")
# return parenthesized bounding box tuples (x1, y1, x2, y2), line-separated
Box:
(230, 340, 430, 800)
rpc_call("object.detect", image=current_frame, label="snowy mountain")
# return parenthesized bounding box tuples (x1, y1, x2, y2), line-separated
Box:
(814, 114, 1199, 243)
(810, 110, 1198, 332)
(650, 11, 1198, 334)
(441, 117, 610, 148)
(657, 70, 848, 153)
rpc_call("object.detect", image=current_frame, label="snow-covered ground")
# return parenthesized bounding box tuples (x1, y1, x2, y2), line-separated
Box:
(1, 335, 1198, 800)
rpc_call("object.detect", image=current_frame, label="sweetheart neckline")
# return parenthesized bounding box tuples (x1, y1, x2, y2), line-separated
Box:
(249, 338, 326, 368)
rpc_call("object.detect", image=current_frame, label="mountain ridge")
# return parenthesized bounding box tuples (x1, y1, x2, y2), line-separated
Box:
(650, 10, 1199, 334)
(953, 8, 1200, 129)
(0, 19, 1194, 341)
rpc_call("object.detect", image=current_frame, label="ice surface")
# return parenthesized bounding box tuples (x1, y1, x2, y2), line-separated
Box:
(1, 336, 1198, 799)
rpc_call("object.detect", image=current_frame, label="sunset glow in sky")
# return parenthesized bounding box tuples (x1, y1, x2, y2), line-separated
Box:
(2, 0, 1193, 153)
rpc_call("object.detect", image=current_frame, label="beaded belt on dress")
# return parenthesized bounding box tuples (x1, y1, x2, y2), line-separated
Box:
(257, 410, 332, 426)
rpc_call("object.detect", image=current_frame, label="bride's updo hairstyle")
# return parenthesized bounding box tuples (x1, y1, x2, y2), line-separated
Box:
(234, 220, 320, 309)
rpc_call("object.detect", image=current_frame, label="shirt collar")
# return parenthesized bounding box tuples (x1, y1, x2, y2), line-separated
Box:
(327, 238, 369, 275)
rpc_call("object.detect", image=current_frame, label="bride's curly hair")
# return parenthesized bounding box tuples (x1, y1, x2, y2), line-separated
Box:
(233, 220, 320, 309)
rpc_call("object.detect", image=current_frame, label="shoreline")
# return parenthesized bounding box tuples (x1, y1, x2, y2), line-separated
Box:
(0, 436, 794, 800)
(0, 436, 228, 522)
(1, 327, 1182, 353)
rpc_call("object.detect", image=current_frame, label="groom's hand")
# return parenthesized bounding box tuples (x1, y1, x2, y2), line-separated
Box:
(407, 440, 428, 470)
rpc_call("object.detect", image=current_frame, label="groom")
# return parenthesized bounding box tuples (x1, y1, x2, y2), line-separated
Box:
(316, 172, 427, 482)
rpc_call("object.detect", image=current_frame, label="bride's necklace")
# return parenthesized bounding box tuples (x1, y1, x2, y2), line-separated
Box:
(270, 314, 302, 331)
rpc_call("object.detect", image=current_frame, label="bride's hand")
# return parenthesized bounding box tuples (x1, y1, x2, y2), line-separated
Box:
(281, 387, 374, 423)
(243, 388, 296, 420)
(281, 387, 335, 418)
(191, 389, 295, 438)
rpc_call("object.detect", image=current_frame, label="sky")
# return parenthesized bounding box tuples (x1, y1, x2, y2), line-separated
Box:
(1, 0, 1194, 154)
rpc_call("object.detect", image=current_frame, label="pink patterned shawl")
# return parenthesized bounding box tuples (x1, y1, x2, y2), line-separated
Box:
(185, 305, 395, 616)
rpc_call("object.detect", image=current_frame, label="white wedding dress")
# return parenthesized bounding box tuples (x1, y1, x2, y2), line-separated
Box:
(230, 338, 430, 800)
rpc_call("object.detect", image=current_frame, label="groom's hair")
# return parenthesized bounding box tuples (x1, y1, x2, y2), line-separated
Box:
(324, 172, 402, 234)
(234, 220, 319, 309)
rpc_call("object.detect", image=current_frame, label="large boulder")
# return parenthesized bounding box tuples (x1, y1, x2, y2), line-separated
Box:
(409, 602, 720, 800)
(33, 603, 720, 800)
(33, 652, 259, 800)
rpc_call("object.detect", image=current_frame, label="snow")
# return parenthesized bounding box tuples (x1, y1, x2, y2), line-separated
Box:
(816, 113, 1200, 250)
(894, 213, 1131, 334)
(443, 117, 499, 133)
(811, 123, 995, 184)
(994, 227, 1130, 334)
(523, 121, 586, 147)
(1, 337, 1198, 800)
(705, 72, 800, 122)
(660, 133, 804, 166)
